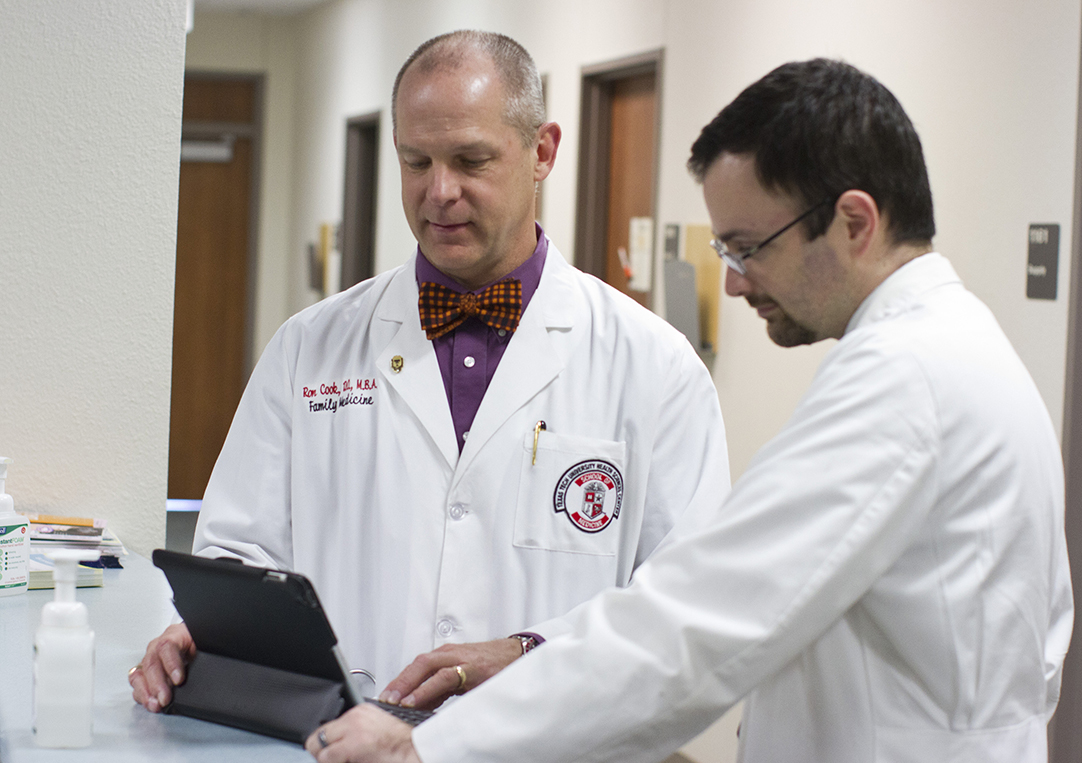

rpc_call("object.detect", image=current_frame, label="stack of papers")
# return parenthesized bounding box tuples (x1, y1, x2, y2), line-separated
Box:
(23, 513, 126, 589)
(28, 553, 104, 590)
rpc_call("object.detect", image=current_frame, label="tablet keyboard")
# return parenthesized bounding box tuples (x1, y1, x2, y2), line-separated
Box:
(364, 698, 434, 726)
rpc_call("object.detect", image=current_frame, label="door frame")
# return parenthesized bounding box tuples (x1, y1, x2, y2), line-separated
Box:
(341, 111, 380, 289)
(573, 49, 664, 286)
(1049, 35, 1082, 763)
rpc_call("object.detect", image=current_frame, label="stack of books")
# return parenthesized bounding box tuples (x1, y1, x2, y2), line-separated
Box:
(28, 553, 104, 589)
(24, 514, 126, 590)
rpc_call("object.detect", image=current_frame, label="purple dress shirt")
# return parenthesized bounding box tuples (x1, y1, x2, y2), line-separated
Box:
(415, 224, 548, 452)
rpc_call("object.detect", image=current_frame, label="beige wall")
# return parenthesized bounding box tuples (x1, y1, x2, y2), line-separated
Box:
(186, 1, 1082, 759)
(0, 0, 187, 555)
(203, 0, 1080, 473)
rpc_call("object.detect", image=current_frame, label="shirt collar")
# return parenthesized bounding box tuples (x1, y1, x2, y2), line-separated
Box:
(845, 252, 962, 335)
(415, 223, 548, 307)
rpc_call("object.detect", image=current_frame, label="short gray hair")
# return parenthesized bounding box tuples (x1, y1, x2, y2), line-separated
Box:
(392, 30, 545, 146)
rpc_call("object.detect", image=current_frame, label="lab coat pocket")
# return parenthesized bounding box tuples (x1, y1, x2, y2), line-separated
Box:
(513, 431, 626, 556)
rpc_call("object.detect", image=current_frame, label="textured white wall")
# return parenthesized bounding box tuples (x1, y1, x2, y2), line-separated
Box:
(0, 0, 187, 555)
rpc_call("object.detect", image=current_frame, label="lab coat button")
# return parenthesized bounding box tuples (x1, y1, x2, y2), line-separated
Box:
(449, 503, 466, 520)
(436, 618, 455, 637)
(463, 356, 476, 368)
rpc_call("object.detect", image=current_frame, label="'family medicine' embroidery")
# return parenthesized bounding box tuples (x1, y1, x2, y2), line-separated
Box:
(553, 460, 623, 533)
(303, 377, 378, 413)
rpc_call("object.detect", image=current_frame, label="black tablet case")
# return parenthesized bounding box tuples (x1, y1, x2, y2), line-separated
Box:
(152, 549, 359, 744)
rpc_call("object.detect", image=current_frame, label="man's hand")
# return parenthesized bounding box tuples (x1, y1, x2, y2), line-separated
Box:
(379, 638, 522, 709)
(128, 622, 196, 712)
(305, 704, 420, 763)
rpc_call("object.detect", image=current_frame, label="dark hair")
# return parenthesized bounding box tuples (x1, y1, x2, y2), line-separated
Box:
(688, 58, 934, 244)
(392, 30, 545, 147)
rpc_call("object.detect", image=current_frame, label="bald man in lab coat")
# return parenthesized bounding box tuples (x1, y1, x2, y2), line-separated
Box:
(131, 29, 730, 724)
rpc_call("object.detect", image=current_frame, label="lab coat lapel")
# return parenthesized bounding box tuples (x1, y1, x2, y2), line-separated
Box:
(455, 251, 578, 475)
(374, 266, 459, 469)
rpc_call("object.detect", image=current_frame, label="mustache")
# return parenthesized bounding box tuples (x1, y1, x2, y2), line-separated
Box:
(744, 295, 777, 309)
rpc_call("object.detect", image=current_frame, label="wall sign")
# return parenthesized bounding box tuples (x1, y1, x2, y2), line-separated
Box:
(1026, 223, 1059, 300)
(663, 223, 680, 260)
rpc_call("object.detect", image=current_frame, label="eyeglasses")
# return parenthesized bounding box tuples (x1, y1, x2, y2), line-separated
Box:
(710, 199, 833, 275)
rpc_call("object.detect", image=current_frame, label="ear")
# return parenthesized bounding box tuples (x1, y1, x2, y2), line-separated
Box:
(831, 190, 880, 258)
(533, 122, 562, 182)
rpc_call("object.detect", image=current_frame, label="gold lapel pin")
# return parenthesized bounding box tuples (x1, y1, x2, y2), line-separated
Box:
(391, 355, 404, 373)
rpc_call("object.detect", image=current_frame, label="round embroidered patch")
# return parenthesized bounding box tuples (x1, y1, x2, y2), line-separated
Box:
(553, 460, 624, 533)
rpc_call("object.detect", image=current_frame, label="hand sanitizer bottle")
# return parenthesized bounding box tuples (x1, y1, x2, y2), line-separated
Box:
(0, 457, 29, 597)
(33, 549, 100, 748)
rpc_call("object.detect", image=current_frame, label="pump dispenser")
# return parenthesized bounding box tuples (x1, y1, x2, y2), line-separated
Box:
(34, 548, 99, 748)
(0, 457, 29, 596)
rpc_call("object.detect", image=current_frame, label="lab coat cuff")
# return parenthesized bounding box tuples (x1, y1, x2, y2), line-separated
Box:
(525, 617, 574, 643)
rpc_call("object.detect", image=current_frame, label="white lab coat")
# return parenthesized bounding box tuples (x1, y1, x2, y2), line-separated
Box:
(193, 241, 730, 690)
(413, 253, 1073, 763)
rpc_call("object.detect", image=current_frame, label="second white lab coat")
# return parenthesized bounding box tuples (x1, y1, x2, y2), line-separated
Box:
(194, 241, 730, 690)
(413, 253, 1072, 763)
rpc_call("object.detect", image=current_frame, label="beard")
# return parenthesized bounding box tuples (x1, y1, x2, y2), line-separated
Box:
(765, 313, 817, 347)
(745, 295, 817, 347)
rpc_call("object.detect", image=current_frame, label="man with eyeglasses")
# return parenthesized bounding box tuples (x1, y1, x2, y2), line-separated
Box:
(304, 58, 1071, 763)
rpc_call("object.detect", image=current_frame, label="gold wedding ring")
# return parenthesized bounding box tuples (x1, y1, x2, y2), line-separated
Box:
(453, 664, 467, 691)
(128, 665, 141, 679)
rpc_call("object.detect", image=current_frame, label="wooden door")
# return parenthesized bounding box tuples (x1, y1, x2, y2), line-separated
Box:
(604, 73, 656, 306)
(168, 76, 258, 500)
(574, 53, 661, 308)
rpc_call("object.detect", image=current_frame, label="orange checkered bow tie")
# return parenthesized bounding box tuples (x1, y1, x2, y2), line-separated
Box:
(418, 279, 523, 340)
